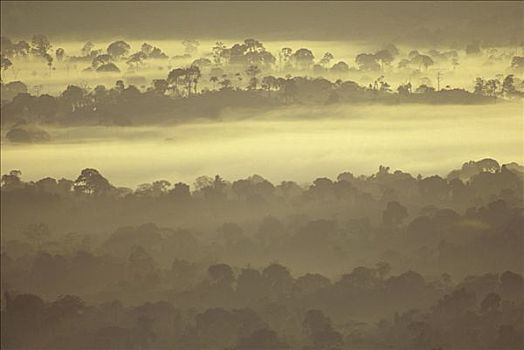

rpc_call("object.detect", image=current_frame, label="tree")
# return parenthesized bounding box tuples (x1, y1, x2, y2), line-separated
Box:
(303, 310, 343, 350)
(510, 56, 524, 71)
(129, 246, 158, 282)
(382, 201, 408, 226)
(208, 264, 234, 286)
(412, 54, 434, 71)
(167, 68, 186, 96)
(397, 82, 412, 95)
(192, 58, 212, 69)
(73, 168, 114, 195)
(291, 48, 315, 70)
(474, 77, 486, 95)
(92, 54, 112, 68)
(136, 180, 171, 197)
(209, 76, 219, 90)
(31, 34, 51, 56)
(126, 51, 147, 70)
(295, 273, 331, 295)
(43, 53, 53, 70)
(244, 38, 264, 53)
(374, 75, 391, 92)
(279, 47, 293, 70)
(2, 81, 28, 100)
(398, 58, 411, 69)
(47, 295, 86, 322)
(107, 40, 131, 59)
(277, 77, 298, 104)
(383, 43, 400, 57)
(485, 79, 500, 97)
(61, 85, 86, 111)
(480, 292, 501, 313)
(374, 49, 394, 69)
(152, 79, 169, 94)
(319, 52, 334, 67)
(245, 65, 261, 89)
(212, 41, 227, 65)
(415, 84, 435, 94)
(55, 48, 65, 62)
(96, 63, 120, 72)
(262, 263, 293, 297)
(261, 75, 278, 95)
(1, 36, 14, 56)
(435, 288, 477, 316)
(1, 55, 12, 80)
(185, 65, 201, 95)
(502, 74, 516, 96)
(330, 61, 349, 74)
(3, 293, 46, 347)
(140, 42, 167, 59)
(355, 53, 380, 71)
(171, 182, 190, 199)
(465, 42, 481, 55)
(165, 67, 197, 96)
(33, 94, 58, 119)
(500, 271, 524, 300)
(376, 261, 391, 279)
(81, 41, 95, 57)
(245, 50, 275, 68)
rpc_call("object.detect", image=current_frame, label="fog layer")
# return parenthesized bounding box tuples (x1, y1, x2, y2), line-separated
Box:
(2, 103, 522, 187)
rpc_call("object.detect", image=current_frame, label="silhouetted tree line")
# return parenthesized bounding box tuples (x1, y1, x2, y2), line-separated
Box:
(3, 36, 524, 134)
(2, 35, 522, 77)
(1, 74, 502, 136)
(1, 158, 523, 348)
(1, 253, 523, 349)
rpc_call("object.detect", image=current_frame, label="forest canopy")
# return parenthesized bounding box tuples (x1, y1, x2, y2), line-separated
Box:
(1, 158, 523, 349)
(1, 2, 523, 349)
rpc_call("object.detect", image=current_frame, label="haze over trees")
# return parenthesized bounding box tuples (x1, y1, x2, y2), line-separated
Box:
(1, 35, 523, 133)
(1, 2, 523, 349)
(1, 159, 523, 349)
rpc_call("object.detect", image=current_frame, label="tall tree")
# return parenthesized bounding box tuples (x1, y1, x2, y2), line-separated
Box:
(291, 48, 315, 70)
(245, 65, 261, 90)
(31, 34, 51, 56)
(107, 40, 131, 59)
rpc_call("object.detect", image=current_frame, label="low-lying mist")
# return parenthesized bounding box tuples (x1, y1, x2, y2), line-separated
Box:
(2, 39, 519, 96)
(2, 103, 522, 188)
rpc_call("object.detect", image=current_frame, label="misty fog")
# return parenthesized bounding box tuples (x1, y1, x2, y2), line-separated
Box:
(3, 39, 520, 96)
(2, 103, 522, 187)
(1, 2, 524, 350)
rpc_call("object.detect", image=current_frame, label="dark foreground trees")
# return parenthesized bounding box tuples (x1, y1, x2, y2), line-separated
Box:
(1, 158, 523, 348)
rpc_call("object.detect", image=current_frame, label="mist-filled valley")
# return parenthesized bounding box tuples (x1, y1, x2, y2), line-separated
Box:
(1, 1, 524, 350)
(1, 103, 523, 187)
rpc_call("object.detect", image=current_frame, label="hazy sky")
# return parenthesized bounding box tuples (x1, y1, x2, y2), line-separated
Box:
(1, 1, 522, 44)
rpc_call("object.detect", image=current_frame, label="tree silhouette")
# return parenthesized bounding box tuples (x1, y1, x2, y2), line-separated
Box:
(291, 48, 315, 70)
(0, 55, 12, 80)
(245, 65, 261, 90)
(81, 41, 95, 57)
(73, 168, 114, 195)
(107, 40, 131, 59)
(55, 48, 65, 62)
(382, 201, 408, 227)
(31, 34, 51, 56)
